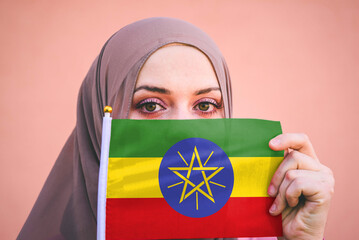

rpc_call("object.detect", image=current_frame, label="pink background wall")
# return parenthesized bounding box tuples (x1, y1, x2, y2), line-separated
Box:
(1, 0, 358, 239)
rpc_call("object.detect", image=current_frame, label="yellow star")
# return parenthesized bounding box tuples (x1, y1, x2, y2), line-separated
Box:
(168, 146, 226, 209)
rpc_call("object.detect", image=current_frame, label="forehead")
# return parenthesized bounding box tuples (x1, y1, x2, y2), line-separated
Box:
(136, 45, 220, 90)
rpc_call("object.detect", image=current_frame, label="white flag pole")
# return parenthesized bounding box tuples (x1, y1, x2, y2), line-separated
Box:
(97, 106, 112, 240)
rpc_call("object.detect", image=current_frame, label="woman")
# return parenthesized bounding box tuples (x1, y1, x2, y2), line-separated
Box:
(18, 17, 334, 240)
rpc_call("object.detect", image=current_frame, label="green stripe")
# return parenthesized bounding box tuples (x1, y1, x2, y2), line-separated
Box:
(109, 119, 283, 158)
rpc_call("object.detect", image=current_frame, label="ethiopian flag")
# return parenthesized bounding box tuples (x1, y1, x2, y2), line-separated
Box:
(98, 119, 283, 239)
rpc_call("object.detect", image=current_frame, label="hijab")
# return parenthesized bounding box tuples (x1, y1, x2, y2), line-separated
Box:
(18, 17, 233, 240)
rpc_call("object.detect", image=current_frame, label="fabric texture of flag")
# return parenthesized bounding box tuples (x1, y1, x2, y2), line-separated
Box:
(104, 119, 283, 239)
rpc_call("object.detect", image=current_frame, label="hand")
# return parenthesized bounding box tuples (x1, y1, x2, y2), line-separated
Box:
(268, 133, 334, 240)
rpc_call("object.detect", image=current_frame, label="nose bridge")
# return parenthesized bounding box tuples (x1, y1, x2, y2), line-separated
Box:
(169, 102, 195, 120)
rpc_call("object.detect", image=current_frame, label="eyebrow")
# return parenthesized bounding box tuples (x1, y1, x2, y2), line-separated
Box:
(134, 85, 171, 94)
(133, 85, 221, 95)
(195, 87, 221, 95)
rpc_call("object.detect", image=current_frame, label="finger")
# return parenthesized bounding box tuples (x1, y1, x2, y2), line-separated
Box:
(269, 133, 317, 160)
(270, 170, 332, 216)
(269, 169, 298, 215)
(285, 176, 306, 208)
(268, 150, 321, 197)
(285, 171, 331, 206)
(284, 149, 289, 158)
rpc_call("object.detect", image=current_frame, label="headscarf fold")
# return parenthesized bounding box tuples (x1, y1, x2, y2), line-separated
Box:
(18, 17, 233, 240)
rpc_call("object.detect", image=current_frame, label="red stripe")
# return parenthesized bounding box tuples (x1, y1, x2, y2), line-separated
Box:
(106, 197, 282, 239)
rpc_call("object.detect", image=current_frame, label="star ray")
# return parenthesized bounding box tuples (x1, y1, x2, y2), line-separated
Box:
(204, 151, 214, 166)
(194, 146, 213, 197)
(167, 181, 184, 188)
(209, 181, 226, 188)
(177, 151, 188, 166)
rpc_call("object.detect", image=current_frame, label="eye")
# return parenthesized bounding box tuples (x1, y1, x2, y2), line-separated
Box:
(144, 102, 157, 112)
(136, 98, 166, 114)
(198, 102, 210, 111)
(193, 98, 222, 114)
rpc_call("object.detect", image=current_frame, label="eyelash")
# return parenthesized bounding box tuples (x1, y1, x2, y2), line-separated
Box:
(135, 98, 167, 115)
(193, 98, 223, 116)
(134, 97, 223, 117)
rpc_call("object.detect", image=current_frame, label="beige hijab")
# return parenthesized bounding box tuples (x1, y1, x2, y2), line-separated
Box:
(18, 17, 233, 240)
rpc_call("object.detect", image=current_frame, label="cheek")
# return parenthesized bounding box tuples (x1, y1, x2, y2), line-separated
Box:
(128, 108, 224, 120)
(127, 110, 140, 119)
(200, 108, 225, 119)
(215, 108, 225, 119)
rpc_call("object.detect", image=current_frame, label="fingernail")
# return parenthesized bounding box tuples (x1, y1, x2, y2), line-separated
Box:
(268, 184, 275, 196)
(270, 138, 280, 146)
(269, 203, 276, 213)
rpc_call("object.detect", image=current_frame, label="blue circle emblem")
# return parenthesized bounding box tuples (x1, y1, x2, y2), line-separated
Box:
(159, 138, 234, 218)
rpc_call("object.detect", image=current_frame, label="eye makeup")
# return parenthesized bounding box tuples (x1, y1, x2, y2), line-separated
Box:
(134, 97, 167, 115)
(193, 97, 223, 117)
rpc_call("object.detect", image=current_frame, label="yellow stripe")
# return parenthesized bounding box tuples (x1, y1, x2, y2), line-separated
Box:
(107, 157, 282, 198)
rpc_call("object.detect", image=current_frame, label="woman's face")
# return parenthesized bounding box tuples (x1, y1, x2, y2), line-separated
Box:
(129, 45, 224, 119)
